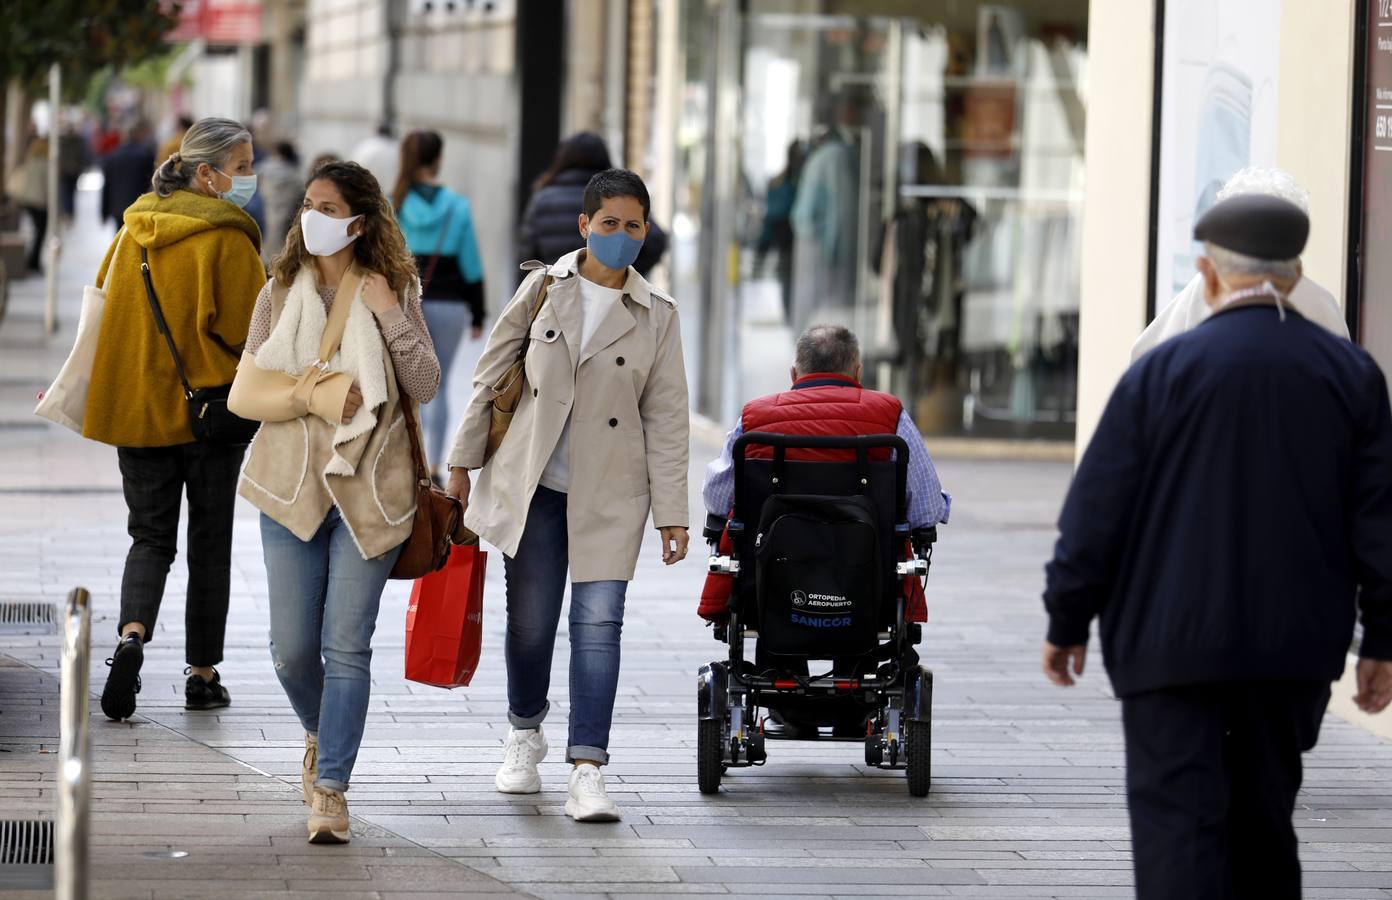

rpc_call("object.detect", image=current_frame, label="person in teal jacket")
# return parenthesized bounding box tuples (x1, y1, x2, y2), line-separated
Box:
(391, 130, 486, 476)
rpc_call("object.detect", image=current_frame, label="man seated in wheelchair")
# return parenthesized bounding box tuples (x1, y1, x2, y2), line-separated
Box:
(700, 324, 950, 738)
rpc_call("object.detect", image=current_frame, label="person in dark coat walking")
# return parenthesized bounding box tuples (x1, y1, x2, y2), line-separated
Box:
(518, 132, 667, 279)
(100, 121, 157, 226)
(1042, 194, 1392, 900)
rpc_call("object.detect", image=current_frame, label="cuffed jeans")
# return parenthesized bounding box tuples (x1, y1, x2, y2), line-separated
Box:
(504, 486, 628, 764)
(116, 442, 244, 666)
(261, 509, 401, 792)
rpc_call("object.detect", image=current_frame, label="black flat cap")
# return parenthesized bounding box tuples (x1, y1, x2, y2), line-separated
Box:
(1194, 194, 1309, 259)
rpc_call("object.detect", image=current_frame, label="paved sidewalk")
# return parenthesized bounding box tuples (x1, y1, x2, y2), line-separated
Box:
(2, 189, 1391, 898)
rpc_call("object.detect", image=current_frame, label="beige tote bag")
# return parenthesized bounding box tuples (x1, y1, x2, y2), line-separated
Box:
(34, 230, 127, 434)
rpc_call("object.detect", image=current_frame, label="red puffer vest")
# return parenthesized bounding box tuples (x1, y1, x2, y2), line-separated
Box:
(740, 373, 903, 460)
(699, 373, 926, 624)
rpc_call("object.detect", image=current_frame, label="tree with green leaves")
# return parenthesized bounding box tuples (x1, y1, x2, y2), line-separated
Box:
(0, 0, 180, 198)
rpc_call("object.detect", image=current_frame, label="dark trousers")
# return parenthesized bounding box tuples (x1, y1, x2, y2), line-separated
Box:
(1121, 681, 1331, 900)
(117, 443, 245, 666)
(22, 205, 47, 272)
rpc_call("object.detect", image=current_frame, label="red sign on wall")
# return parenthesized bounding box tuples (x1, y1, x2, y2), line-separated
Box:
(164, 0, 262, 44)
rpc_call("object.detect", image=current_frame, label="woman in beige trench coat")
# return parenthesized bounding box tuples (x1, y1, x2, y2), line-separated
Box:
(446, 170, 689, 823)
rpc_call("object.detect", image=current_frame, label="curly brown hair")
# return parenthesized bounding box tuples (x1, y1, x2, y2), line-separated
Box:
(271, 160, 420, 294)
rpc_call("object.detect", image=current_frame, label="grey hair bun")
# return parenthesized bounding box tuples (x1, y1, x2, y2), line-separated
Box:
(151, 153, 191, 197)
(149, 117, 252, 199)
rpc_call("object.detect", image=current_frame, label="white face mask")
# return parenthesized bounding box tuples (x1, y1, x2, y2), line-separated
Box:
(301, 208, 363, 257)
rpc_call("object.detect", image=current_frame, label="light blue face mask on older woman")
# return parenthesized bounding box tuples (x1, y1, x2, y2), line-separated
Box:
(215, 169, 258, 208)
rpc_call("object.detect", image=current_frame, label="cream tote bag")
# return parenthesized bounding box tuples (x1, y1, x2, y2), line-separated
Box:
(34, 230, 126, 434)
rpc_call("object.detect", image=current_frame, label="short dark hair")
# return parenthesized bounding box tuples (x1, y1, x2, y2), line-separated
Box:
(795, 324, 860, 377)
(583, 168, 650, 221)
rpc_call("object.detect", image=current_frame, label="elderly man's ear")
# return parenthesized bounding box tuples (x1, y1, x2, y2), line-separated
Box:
(1197, 257, 1223, 309)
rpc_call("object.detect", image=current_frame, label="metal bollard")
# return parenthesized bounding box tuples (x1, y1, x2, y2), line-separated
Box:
(57, 588, 90, 900)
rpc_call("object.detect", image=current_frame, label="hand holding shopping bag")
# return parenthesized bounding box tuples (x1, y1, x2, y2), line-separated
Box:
(404, 542, 487, 688)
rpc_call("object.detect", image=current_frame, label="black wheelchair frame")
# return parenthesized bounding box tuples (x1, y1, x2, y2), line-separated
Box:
(697, 432, 937, 796)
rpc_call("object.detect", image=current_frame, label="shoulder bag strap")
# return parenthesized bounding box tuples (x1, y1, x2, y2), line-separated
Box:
(139, 247, 196, 400)
(397, 384, 431, 486)
(313, 263, 363, 370)
(419, 203, 456, 295)
(516, 274, 552, 361)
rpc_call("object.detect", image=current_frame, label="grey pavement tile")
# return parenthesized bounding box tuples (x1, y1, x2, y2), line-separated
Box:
(673, 867, 985, 886)
(944, 888, 1131, 899)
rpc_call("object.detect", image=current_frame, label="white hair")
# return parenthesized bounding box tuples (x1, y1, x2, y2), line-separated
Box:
(1203, 242, 1301, 282)
(1216, 167, 1311, 212)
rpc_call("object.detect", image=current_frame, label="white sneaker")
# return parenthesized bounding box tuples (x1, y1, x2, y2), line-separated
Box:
(565, 764, 621, 822)
(495, 726, 547, 794)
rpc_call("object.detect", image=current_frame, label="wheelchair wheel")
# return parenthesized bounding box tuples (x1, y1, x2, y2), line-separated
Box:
(864, 734, 883, 767)
(905, 718, 931, 797)
(698, 718, 724, 794)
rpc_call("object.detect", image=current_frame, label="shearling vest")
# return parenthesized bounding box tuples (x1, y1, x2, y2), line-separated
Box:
(238, 289, 417, 560)
(740, 373, 903, 462)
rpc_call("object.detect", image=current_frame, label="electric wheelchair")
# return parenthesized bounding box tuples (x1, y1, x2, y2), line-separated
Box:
(698, 432, 937, 796)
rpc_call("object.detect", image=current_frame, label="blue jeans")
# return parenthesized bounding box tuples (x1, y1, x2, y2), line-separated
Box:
(421, 300, 471, 470)
(261, 509, 401, 792)
(504, 486, 628, 765)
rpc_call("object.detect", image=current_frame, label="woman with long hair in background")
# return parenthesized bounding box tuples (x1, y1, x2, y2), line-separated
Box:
(391, 129, 486, 478)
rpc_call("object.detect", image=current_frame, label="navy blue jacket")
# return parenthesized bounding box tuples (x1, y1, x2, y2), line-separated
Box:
(1045, 304, 1392, 696)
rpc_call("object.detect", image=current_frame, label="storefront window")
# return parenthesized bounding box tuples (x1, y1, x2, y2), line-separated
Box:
(692, 0, 1088, 437)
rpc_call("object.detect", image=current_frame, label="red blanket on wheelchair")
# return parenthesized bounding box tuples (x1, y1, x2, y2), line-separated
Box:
(698, 524, 928, 624)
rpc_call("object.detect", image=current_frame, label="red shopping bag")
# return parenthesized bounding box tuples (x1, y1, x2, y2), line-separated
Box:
(404, 543, 487, 688)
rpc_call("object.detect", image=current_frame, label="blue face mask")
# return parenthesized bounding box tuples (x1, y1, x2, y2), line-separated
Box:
(215, 170, 258, 208)
(586, 228, 644, 271)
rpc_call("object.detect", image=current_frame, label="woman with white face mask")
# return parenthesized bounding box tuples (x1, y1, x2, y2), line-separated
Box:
(234, 161, 440, 845)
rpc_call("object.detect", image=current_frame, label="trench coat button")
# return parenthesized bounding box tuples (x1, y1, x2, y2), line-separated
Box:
(608, 417, 618, 428)
(616, 356, 625, 366)
(533, 388, 538, 397)
(545, 329, 555, 339)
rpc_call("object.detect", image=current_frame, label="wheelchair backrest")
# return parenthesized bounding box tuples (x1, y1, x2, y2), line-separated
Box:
(728, 433, 909, 626)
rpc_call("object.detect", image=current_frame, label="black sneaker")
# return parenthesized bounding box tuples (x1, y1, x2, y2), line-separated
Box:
(100, 634, 144, 721)
(185, 668, 231, 711)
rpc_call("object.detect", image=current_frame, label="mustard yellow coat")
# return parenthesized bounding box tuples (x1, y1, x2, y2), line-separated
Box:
(85, 190, 264, 447)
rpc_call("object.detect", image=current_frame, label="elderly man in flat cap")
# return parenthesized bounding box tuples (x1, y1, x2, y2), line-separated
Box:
(1132, 167, 1349, 361)
(1041, 194, 1392, 899)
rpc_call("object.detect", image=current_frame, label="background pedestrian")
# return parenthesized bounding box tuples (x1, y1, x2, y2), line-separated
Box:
(100, 120, 156, 228)
(391, 129, 486, 477)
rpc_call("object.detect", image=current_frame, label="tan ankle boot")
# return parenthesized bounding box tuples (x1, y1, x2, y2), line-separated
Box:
(307, 786, 349, 844)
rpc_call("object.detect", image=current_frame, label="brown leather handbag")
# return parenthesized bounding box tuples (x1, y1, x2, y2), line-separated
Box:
(389, 393, 464, 581)
(483, 275, 551, 462)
